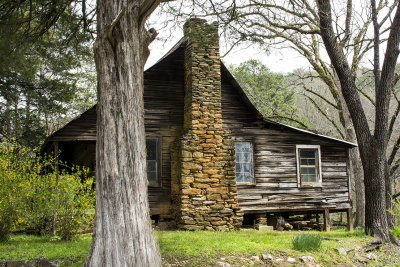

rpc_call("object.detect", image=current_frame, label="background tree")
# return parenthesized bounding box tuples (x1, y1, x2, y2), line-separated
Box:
(229, 59, 307, 127)
(83, 0, 163, 265)
(317, 0, 400, 243)
(0, 0, 96, 147)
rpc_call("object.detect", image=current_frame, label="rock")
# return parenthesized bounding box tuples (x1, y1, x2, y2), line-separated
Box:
(284, 223, 294, 230)
(287, 257, 296, 263)
(215, 261, 230, 267)
(355, 253, 369, 263)
(336, 247, 348, 256)
(257, 225, 273, 231)
(262, 254, 273, 261)
(275, 258, 284, 262)
(250, 256, 260, 262)
(365, 253, 378, 261)
(299, 255, 316, 263)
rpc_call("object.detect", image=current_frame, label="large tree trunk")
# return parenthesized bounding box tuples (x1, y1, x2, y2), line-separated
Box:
(363, 145, 397, 242)
(84, 1, 162, 266)
(317, 0, 400, 244)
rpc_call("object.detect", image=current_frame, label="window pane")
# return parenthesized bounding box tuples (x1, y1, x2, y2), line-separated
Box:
(146, 139, 157, 160)
(236, 171, 245, 183)
(301, 158, 315, 165)
(236, 152, 251, 163)
(300, 150, 316, 158)
(146, 138, 159, 184)
(235, 142, 251, 153)
(147, 161, 157, 172)
(236, 163, 244, 173)
(147, 171, 157, 182)
(235, 142, 253, 183)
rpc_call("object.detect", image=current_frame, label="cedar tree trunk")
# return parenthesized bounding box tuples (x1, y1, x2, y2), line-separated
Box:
(317, 0, 400, 244)
(83, 0, 163, 265)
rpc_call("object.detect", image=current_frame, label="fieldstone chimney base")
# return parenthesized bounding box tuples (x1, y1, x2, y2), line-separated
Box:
(171, 19, 243, 230)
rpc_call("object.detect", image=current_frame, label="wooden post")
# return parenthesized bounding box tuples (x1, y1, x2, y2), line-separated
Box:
(347, 208, 354, 231)
(324, 209, 330, 232)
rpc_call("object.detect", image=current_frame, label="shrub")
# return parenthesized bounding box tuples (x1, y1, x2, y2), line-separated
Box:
(388, 197, 400, 226)
(391, 226, 400, 239)
(291, 233, 322, 252)
(0, 140, 94, 241)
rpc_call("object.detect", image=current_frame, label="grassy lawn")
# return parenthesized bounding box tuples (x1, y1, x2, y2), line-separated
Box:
(1, 229, 399, 266)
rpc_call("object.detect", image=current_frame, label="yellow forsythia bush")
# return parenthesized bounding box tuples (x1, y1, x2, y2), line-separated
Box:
(0, 140, 94, 241)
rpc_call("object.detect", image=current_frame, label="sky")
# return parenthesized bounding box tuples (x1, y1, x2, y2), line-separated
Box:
(145, 24, 311, 74)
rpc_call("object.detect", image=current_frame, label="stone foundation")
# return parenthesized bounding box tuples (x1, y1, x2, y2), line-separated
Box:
(171, 18, 242, 230)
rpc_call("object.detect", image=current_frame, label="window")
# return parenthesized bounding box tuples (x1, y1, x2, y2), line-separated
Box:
(235, 142, 254, 184)
(146, 138, 160, 186)
(296, 145, 322, 187)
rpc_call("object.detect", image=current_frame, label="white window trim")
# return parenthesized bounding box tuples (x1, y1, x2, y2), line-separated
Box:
(234, 141, 255, 185)
(296, 145, 322, 187)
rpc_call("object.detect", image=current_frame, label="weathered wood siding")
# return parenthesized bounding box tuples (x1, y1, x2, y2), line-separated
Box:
(221, 68, 351, 214)
(143, 46, 185, 216)
(50, 108, 97, 141)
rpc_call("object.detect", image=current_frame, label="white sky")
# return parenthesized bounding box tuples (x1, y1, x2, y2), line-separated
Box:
(145, 25, 311, 74)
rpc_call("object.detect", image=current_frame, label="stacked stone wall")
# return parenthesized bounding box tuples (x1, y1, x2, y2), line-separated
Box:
(171, 18, 243, 230)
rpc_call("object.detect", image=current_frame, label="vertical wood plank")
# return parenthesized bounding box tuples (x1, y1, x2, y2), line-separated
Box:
(324, 208, 331, 232)
(347, 208, 354, 231)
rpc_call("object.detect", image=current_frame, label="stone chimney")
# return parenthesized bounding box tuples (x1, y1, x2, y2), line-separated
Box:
(171, 18, 243, 230)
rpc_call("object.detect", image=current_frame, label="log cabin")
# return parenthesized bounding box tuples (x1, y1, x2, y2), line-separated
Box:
(42, 19, 356, 231)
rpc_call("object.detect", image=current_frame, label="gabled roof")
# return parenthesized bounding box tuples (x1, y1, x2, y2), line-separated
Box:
(44, 38, 357, 148)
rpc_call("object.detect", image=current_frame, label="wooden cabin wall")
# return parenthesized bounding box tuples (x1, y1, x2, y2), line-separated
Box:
(221, 73, 351, 214)
(46, 48, 185, 218)
(51, 108, 97, 141)
(143, 48, 185, 216)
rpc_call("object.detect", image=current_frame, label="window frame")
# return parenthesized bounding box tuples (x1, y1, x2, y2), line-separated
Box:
(296, 144, 322, 187)
(234, 141, 255, 185)
(146, 137, 161, 187)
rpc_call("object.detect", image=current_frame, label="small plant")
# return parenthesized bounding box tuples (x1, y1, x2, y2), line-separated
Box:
(291, 233, 322, 252)
(388, 196, 400, 225)
(391, 226, 400, 239)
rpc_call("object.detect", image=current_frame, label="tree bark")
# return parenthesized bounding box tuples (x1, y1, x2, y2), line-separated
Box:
(317, 0, 400, 244)
(335, 72, 365, 227)
(350, 146, 365, 227)
(84, 1, 162, 266)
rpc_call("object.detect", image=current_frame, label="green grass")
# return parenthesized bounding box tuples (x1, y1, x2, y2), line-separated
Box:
(0, 234, 91, 266)
(0, 229, 380, 266)
(155, 229, 375, 265)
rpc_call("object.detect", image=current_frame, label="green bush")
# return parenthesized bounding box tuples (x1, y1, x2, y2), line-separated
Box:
(391, 226, 400, 239)
(291, 233, 322, 252)
(0, 140, 94, 241)
(388, 197, 400, 226)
